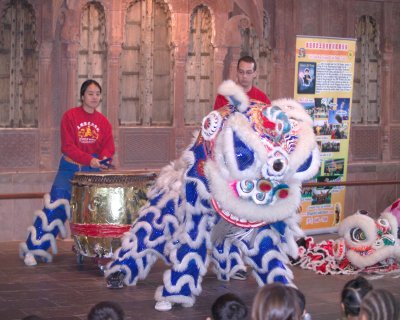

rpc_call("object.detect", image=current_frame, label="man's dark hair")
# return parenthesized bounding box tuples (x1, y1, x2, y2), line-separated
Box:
(87, 301, 124, 320)
(211, 293, 248, 320)
(80, 79, 102, 100)
(237, 55, 257, 71)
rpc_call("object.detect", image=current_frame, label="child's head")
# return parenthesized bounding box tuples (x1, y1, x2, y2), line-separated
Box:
(360, 289, 400, 320)
(341, 276, 373, 318)
(87, 301, 124, 320)
(210, 293, 248, 320)
(252, 283, 303, 320)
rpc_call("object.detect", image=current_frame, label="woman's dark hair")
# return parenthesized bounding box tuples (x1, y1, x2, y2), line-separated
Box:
(87, 301, 124, 320)
(341, 276, 373, 317)
(211, 293, 248, 320)
(80, 79, 102, 99)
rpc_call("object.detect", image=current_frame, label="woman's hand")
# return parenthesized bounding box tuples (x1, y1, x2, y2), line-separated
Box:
(90, 157, 109, 170)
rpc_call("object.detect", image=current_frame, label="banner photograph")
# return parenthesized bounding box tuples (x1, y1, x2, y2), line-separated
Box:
(294, 36, 356, 234)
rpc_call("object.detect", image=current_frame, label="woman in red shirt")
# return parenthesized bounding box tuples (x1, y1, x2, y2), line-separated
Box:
(20, 80, 115, 266)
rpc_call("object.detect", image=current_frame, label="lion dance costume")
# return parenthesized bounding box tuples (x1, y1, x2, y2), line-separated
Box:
(105, 80, 320, 311)
(19, 158, 100, 265)
(293, 205, 400, 275)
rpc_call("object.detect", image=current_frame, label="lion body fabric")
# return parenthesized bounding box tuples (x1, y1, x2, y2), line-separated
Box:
(294, 208, 400, 275)
(105, 81, 320, 308)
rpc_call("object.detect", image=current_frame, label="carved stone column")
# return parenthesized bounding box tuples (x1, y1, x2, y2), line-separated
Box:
(168, 10, 188, 156)
(60, 4, 80, 114)
(106, 43, 122, 165)
(173, 42, 189, 156)
(380, 2, 394, 161)
(38, 42, 54, 170)
(141, 0, 154, 126)
(380, 40, 393, 161)
(214, 47, 228, 95)
(271, 0, 288, 98)
(64, 43, 80, 113)
(229, 48, 241, 81)
(106, 44, 122, 124)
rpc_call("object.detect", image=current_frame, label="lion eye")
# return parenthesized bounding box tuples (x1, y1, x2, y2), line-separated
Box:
(376, 218, 391, 233)
(377, 218, 389, 227)
(350, 228, 366, 242)
(233, 131, 255, 171)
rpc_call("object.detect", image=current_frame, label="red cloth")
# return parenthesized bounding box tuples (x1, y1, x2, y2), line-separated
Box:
(213, 86, 271, 110)
(60, 106, 115, 165)
(294, 236, 400, 275)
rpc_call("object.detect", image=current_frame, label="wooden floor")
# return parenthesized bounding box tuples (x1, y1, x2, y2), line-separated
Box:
(1, 238, 400, 320)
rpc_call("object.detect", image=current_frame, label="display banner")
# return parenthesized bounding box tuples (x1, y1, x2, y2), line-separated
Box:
(294, 36, 356, 234)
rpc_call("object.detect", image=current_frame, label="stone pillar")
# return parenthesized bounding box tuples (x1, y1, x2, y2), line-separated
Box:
(380, 3, 394, 161)
(170, 11, 189, 156)
(380, 46, 393, 161)
(141, 0, 154, 126)
(214, 47, 228, 96)
(173, 43, 189, 156)
(38, 41, 54, 170)
(272, 0, 289, 98)
(60, 4, 80, 114)
(105, 2, 124, 166)
(229, 48, 241, 81)
(64, 43, 80, 113)
(106, 43, 122, 165)
(381, 47, 393, 161)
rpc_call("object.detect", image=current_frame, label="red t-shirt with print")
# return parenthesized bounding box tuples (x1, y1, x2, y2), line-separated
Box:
(60, 106, 115, 166)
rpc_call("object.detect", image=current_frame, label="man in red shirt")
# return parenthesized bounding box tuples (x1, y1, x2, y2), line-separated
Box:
(213, 56, 271, 110)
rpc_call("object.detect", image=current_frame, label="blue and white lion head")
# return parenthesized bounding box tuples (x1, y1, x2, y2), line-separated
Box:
(185, 80, 320, 228)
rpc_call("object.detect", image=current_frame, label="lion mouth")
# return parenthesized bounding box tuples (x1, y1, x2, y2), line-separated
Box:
(210, 198, 267, 228)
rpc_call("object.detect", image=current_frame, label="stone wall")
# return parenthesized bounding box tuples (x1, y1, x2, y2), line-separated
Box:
(1, 0, 400, 241)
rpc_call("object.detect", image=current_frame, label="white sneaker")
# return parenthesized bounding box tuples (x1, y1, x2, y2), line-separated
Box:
(24, 252, 37, 266)
(155, 300, 172, 311)
(231, 269, 247, 280)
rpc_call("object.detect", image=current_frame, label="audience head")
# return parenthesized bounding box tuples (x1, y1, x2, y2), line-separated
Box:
(209, 293, 248, 320)
(22, 316, 44, 320)
(287, 286, 312, 320)
(341, 276, 373, 318)
(87, 301, 124, 320)
(252, 283, 303, 320)
(359, 289, 400, 320)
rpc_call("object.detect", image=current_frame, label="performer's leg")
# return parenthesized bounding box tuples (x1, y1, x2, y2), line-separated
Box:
(20, 157, 97, 265)
(212, 239, 246, 281)
(242, 227, 294, 286)
(105, 246, 159, 288)
(154, 213, 210, 311)
(105, 221, 163, 287)
(105, 197, 180, 288)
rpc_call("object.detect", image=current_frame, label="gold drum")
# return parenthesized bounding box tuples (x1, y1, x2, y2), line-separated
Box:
(70, 171, 156, 260)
